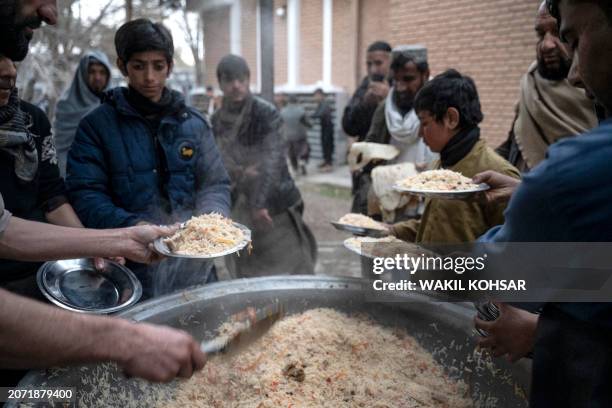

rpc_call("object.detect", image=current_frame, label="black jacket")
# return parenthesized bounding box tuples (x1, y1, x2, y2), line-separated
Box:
(0, 101, 66, 282)
(342, 76, 379, 141)
(213, 96, 301, 215)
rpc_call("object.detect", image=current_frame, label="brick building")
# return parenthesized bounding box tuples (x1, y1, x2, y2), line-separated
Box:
(187, 0, 540, 147)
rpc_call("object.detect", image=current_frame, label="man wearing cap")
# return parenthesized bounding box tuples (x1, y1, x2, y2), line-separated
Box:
(366, 45, 435, 166)
(364, 45, 437, 221)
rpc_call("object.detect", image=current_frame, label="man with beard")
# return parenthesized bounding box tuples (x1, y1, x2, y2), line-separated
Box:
(0, 0, 56, 62)
(54, 50, 112, 176)
(212, 54, 317, 278)
(472, 1, 612, 405)
(363, 46, 436, 221)
(497, 0, 597, 172)
(365, 45, 435, 166)
(0, 2, 207, 384)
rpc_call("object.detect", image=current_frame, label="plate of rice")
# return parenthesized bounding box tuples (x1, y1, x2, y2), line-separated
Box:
(331, 213, 389, 237)
(154, 213, 252, 259)
(394, 169, 489, 200)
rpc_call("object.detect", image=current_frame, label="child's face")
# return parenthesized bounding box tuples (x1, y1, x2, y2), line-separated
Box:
(120, 50, 171, 103)
(417, 110, 454, 153)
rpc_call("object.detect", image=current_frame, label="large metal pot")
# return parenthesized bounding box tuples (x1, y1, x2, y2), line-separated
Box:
(14, 276, 530, 407)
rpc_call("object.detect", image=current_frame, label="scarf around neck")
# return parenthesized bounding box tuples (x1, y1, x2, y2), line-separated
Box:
(440, 126, 480, 168)
(125, 86, 184, 126)
(0, 88, 38, 182)
(384, 87, 420, 144)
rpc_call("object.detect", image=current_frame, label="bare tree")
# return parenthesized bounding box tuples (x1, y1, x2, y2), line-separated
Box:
(179, 8, 204, 86)
(17, 0, 122, 118)
(125, 0, 133, 22)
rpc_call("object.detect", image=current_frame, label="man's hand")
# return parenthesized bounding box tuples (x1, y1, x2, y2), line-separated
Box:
(474, 303, 538, 363)
(118, 322, 206, 382)
(252, 208, 274, 230)
(364, 81, 390, 105)
(473, 171, 521, 205)
(93, 257, 126, 270)
(119, 225, 177, 264)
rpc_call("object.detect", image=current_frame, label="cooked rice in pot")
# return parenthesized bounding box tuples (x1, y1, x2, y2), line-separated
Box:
(163, 308, 472, 407)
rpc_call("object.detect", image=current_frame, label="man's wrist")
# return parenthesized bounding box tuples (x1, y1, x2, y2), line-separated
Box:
(92, 317, 134, 365)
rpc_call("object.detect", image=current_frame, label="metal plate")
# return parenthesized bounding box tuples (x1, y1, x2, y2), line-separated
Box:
(393, 183, 490, 200)
(14, 276, 530, 408)
(36, 259, 142, 314)
(153, 222, 252, 259)
(343, 237, 435, 259)
(331, 221, 388, 237)
(344, 237, 374, 258)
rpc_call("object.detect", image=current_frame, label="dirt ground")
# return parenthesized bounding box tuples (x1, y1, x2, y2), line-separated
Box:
(298, 182, 362, 278)
(218, 177, 363, 280)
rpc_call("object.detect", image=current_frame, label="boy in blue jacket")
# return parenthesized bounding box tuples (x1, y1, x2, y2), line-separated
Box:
(66, 19, 231, 297)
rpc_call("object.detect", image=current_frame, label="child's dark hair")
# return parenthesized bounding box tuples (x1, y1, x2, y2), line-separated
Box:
(115, 19, 174, 64)
(216, 54, 250, 82)
(414, 69, 484, 129)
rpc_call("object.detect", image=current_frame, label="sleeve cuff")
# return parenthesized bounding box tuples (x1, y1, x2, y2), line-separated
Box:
(41, 195, 69, 213)
(0, 209, 12, 236)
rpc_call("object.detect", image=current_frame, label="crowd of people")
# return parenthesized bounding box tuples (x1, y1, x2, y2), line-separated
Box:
(0, 0, 611, 405)
(337, 1, 612, 406)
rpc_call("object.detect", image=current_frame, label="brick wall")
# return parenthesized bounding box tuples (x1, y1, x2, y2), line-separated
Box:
(200, 0, 539, 147)
(388, 0, 539, 146)
(202, 6, 230, 88)
(240, 0, 259, 87)
(299, 0, 323, 85)
(331, 0, 354, 91)
(357, 0, 391, 81)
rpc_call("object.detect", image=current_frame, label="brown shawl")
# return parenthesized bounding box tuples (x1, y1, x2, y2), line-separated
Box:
(514, 61, 597, 169)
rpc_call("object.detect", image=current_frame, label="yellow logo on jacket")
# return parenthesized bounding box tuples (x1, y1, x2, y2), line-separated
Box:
(180, 145, 194, 159)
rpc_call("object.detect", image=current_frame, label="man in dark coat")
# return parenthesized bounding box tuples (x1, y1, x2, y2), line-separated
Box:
(212, 54, 316, 278)
(475, 1, 612, 405)
(280, 94, 311, 176)
(312, 88, 334, 172)
(54, 50, 113, 176)
(342, 41, 392, 212)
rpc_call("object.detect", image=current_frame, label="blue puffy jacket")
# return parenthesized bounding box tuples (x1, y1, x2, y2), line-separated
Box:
(66, 87, 231, 228)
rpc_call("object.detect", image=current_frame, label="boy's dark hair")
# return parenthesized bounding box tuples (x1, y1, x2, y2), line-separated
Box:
(390, 52, 429, 74)
(216, 54, 250, 82)
(314, 88, 325, 96)
(547, 0, 612, 26)
(414, 69, 484, 130)
(115, 19, 174, 64)
(367, 41, 392, 53)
